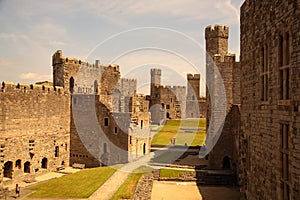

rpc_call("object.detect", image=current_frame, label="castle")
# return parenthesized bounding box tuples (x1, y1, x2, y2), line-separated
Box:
(149, 68, 206, 125)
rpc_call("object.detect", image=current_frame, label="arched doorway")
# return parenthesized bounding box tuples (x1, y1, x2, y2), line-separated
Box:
(24, 161, 31, 173)
(143, 143, 146, 155)
(41, 158, 48, 169)
(4, 161, 13, 178)
(69, 77, 74, 93)
(222, 156, 231, 169)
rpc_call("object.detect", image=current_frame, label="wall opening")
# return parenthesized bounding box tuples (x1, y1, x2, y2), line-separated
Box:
(103, 143, 107, 153)
(104, 118, 109, 126)
(70, 77, 74, 93)
(141, 120, 143, 129)
(55, 146, 59, 157)
(222, 156, 230, 169)
(94, 80, 98, 93)
(41, 158, 48, 169)
(143, 143, 146, 155)
(24, 161, 31, 173)
(15, 159, 22, 169)
(4, 161, 13, 178)
(166, 112, 170, 119)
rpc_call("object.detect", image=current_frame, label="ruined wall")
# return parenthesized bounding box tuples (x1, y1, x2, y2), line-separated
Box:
(150, 68, 186, 124)
(0, 82, 70, 181)
(240, 1, 300, 199)
(205, 25, 240, 172)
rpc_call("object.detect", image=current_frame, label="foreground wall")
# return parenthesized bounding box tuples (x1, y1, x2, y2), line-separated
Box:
(240, 1, 300, 199)
(0, 82, 70, 181)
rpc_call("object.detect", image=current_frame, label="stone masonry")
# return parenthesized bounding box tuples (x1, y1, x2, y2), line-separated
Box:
(205, 25, 241, 172)
(239, 1, 300, 199)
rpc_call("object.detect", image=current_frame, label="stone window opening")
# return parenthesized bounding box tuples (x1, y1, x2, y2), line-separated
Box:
(143, 143, 146, 155)
(70, 77, 74, 93)
(104, 118, 109, 126)
(166, 104, 170, 109)
(279, 32, 291, 100)
(4, 161, 13, 178)
(55, 146, 59, 157)
(24, 161, 30, 173)
(41, 158, 48, 169)
(130, 136, 132, 145)
(260, 44, 269, 101)
(280, 123, 290, 199)
(103, 143, 108, 153)
(141, 120, 143, 129)
(114, 127, 118, 134)
(15, 159, 21, 169)
(94, 80, 98, 93)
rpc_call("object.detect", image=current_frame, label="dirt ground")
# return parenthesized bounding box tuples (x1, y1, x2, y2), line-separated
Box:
(151, 181, 240, 200)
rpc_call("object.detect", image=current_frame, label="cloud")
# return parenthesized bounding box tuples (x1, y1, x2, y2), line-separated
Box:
(48, 40, 67, 46)
(19, 73, 52, 82)
(0, 33, 29, 42)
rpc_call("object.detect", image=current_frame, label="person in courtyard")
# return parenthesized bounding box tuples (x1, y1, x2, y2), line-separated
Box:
(15, 183, 20, 198)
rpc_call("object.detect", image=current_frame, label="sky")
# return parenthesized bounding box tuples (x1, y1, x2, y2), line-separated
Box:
(0, 0, 245, 95)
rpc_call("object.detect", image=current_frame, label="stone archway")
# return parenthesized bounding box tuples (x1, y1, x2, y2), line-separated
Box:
(4, 161, 13, 178)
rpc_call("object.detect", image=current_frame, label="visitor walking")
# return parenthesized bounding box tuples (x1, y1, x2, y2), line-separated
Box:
(15, 183, 20, 198)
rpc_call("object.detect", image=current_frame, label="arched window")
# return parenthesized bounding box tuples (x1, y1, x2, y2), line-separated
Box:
(15, 159, 21, 169)
(4, 161, 13, 178)
(69, 77, 74, 93)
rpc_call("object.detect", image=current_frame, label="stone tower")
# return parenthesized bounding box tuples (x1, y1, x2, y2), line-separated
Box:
(205, 25, 229, 58)
(186, 74, 201, 118)
(205, 25, 240, 173)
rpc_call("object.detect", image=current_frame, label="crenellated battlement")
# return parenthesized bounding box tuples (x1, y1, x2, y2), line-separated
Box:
(52, 50, 101, 68)
(213, 53, 236, 63)
(150, 68, 161, 75)
(187, 74, 200, 80)
(121, 78, 137, 84)
(205, 25, 229, 39)
(1, 81, 66, 95)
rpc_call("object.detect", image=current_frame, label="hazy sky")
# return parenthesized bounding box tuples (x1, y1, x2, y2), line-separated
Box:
(0, 0, 244, 95)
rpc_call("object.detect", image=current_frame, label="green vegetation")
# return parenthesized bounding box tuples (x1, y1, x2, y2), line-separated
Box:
(159, 168, 194, 178)
(110, 166, 153, 200)
(151, 118, 206, 146)
(28, 167, 116, 198)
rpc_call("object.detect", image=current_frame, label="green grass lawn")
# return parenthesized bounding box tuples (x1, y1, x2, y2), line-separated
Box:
(28, 167, 116, 198)
(110, 166, 153, 200)
(151, 118, 206, 146)
(159, 168, 194, 178)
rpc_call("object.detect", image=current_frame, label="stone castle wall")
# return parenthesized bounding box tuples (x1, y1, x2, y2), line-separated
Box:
(240, 1, 300, 199)
(205, 25, 240, 172)
(0, 82, 70, 180)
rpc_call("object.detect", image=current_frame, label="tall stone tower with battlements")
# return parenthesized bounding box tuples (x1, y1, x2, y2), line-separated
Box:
(205, 25, 241, 173)
(186, 74, 206, 118)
